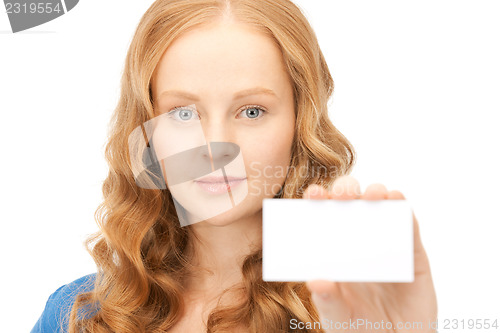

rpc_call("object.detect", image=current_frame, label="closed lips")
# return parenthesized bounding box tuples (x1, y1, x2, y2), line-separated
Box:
(195, 176, 246, 183)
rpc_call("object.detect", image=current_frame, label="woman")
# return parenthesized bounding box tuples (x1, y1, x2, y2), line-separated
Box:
(31, 0, 437, 332)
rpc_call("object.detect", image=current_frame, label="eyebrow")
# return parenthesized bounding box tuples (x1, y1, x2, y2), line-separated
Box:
(159, 87, 278, 102)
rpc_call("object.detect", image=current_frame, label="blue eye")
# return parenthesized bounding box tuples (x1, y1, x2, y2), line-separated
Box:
(167, 107, 200, 122)
(239, 106, 267, 119)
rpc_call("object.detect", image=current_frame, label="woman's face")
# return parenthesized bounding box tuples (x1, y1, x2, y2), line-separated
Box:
(150, 18, 295, 226)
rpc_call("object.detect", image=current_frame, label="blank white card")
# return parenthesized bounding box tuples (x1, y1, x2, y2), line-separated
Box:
(262, 199, 414, 282)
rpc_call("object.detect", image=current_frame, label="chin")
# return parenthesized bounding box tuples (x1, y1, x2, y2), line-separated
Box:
(186, 196, 259, 227)
(196, 215, 238, 227)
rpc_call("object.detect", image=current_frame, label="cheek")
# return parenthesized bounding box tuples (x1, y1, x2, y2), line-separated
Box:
(241, 125, 295, 180)
(151, 120, 207, 160)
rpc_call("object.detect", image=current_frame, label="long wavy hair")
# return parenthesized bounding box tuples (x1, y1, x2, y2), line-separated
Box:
(67, 0, 356, 332)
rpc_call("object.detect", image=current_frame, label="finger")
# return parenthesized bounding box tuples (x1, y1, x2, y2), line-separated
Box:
(360, 183, 388, 200)
(411, 211, 431, 275)
(387, 189, 405, 200)
(329, 175, 361, 200)
(302, 184, 330, 199)
(306, 280, 351, 323)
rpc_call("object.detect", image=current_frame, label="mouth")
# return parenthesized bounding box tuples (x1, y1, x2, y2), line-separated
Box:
(194, 176, 247, 194)
(194, 176, 247, 183)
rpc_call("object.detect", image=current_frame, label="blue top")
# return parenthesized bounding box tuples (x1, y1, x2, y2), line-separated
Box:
(31, 273, 97, 333)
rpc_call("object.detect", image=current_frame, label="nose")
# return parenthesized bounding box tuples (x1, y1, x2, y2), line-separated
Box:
(201, 120, 240, 170)
(204, 142, 240, 171)
(202, 118, 230, 143)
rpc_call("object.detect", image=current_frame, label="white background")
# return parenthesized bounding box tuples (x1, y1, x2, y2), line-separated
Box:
(1, 1, 499, 331)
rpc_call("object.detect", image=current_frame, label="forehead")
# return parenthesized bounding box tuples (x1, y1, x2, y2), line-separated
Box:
(152, 21, 290, 98)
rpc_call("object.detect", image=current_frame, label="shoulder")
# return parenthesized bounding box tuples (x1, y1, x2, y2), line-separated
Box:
(31, 273, 97, 333)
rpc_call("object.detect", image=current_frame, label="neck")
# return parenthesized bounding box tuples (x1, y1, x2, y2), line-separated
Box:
(183, 209, 262, 296)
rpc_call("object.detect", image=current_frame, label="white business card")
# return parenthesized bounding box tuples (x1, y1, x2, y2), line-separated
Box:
(262, 199, 414, 282)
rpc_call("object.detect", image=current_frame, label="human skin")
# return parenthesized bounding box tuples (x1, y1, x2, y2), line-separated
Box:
(149, 14, 437, 333)
(303, 177, 438, 333)
(150, 16, 296, 329)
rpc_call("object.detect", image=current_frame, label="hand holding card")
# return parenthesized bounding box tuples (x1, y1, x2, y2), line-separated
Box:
(265, 176, 438, 332)
(263, 198, 414, 282)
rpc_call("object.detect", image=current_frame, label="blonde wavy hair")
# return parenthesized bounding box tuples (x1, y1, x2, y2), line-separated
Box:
(68, 0, 356, 332)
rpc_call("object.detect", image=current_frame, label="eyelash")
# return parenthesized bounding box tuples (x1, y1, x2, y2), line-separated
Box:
(168, 106, 199, 120)
(168, 105, 267, 120)
(238, 105, 268, 120)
